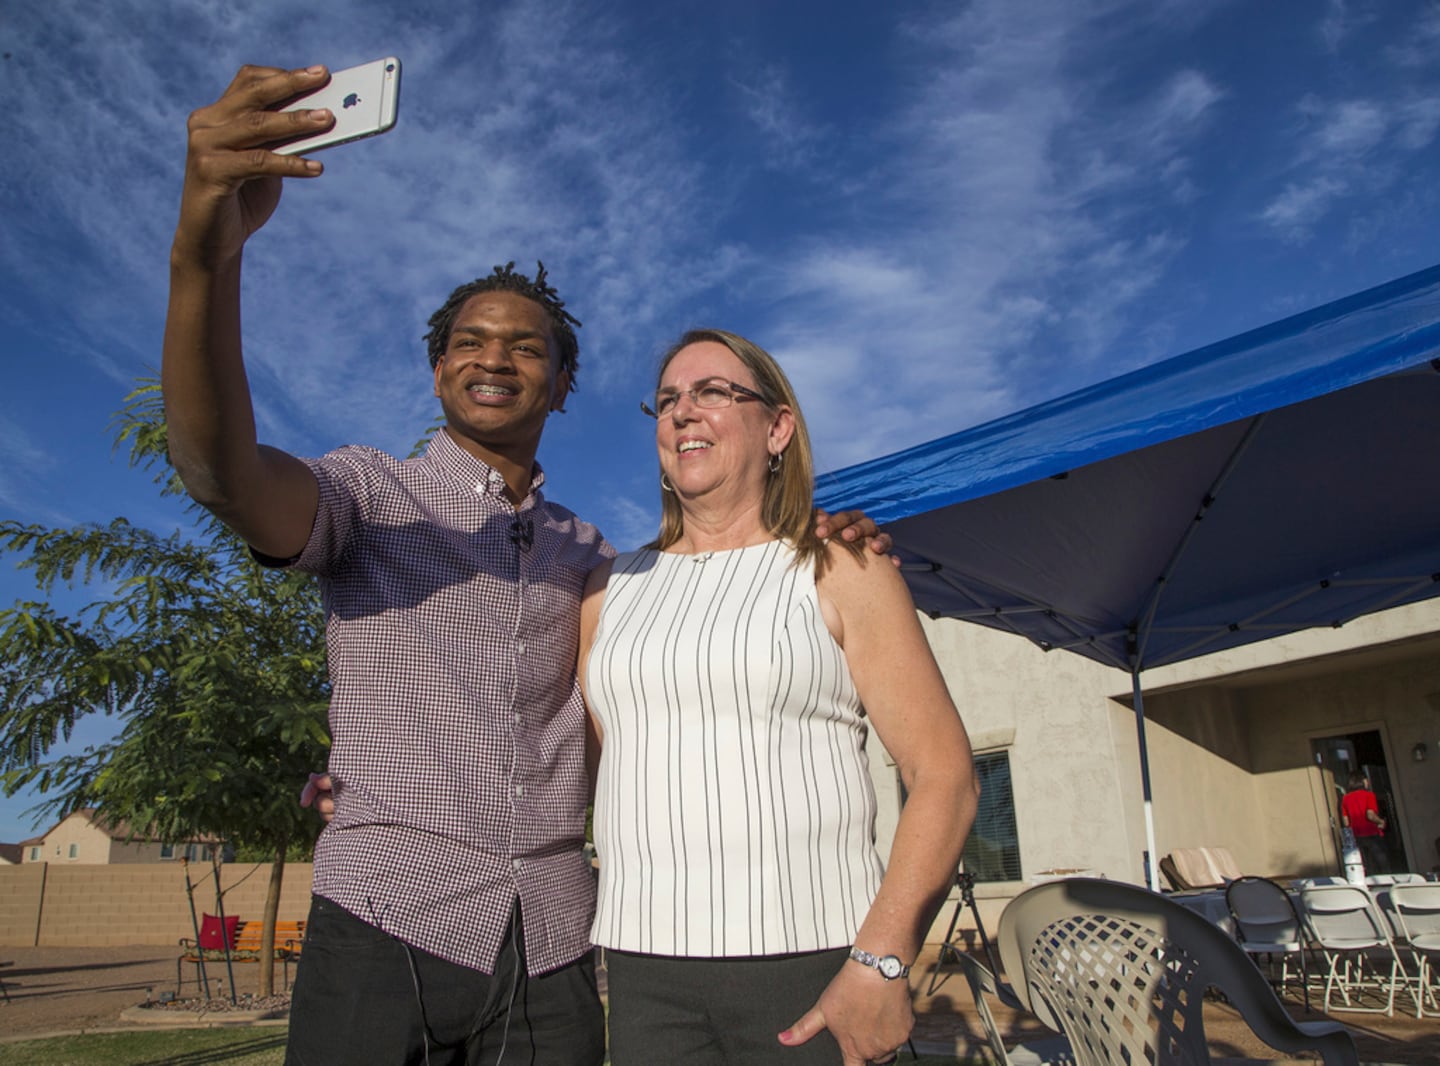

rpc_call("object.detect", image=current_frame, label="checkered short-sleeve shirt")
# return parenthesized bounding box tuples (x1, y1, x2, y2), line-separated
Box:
(289, 430, 612, 974)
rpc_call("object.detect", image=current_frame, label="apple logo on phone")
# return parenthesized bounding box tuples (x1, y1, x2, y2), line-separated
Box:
(342, 93, 361, 109)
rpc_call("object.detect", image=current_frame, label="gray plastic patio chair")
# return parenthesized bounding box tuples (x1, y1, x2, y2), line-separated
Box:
(1225, 875, 1310, 1011)
(984, 877, 1357, 1066)
(1297, 882, 1406, 1016)
(1385, 881, 1440, 1017)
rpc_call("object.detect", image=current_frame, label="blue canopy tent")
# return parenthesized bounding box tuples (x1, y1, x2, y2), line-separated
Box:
(816, 264, 1440, 888)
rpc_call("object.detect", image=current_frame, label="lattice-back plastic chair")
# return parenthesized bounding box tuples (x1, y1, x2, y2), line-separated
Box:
(1225, 875, 1310, 1011)
(1297, 882, 1405, 1016)
(995, 878, 1357, 1066)
(1386, 881, 1440, 1017)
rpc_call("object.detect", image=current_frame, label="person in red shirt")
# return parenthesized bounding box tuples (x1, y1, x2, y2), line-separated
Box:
(1340, 772, 1389, 876)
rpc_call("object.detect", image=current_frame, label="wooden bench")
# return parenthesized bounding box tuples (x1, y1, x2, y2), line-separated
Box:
(177, 918, 305, 996)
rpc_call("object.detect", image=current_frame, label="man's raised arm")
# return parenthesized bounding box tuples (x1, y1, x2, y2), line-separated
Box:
(162, 65, 337, 559)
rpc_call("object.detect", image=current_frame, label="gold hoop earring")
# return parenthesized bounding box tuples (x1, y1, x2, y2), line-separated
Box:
(661, 474, 675, 493)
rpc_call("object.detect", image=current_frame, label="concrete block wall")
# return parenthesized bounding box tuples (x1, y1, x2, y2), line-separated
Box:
(0, 863, 47, 945)
(0, 862, 313, 947)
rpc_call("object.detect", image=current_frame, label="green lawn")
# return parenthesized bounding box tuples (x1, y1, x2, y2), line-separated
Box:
(0, 1027, 976, 1064)
(0, 1027, 288, 1065)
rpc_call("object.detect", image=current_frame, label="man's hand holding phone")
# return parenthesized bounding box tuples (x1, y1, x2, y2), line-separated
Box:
(173, 60, 400, 270)
(173, 65, 337, 271)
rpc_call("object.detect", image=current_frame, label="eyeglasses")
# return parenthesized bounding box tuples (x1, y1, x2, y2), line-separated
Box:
(640, 379, 771, 418)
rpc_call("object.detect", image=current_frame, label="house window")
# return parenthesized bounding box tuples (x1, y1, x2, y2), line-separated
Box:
(160, 844, 174, 859)
(29, 846, 39, 861)
(67, 843, 78, 859)
(961, 750, 1022, 883)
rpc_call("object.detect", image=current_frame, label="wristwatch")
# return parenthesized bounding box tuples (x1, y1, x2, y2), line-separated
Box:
(848, 946, 911, 980)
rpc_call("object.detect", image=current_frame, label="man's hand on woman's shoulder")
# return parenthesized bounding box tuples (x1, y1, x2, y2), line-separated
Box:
(814, 509, 898, 564)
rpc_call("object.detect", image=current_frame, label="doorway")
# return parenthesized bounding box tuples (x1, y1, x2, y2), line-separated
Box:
(1310, 729, 1410, 875)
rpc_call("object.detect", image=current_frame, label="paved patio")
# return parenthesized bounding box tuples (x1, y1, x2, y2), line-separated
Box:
(2, 942, 1438, 1062)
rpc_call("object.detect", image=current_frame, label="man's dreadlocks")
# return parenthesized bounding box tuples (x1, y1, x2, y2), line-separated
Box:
(423, 261, 582, 387)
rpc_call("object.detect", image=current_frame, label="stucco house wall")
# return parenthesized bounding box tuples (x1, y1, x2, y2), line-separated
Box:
(903, 597, 1440, 940)
(21, 809, 219, 866)
(31, 812, 116, 864)
(875, 612, 1149, 937)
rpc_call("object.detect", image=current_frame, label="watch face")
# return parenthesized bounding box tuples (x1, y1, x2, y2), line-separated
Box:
(878, 955, 904, 979)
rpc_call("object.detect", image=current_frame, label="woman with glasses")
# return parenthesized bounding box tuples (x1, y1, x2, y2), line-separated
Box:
(579, 329, 979, 1065)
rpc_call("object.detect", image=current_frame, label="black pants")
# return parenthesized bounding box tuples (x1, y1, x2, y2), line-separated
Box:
(1357, 834, 1389, 876)
(285, 895, 605, 1066)
(605, 948, 849, 1065)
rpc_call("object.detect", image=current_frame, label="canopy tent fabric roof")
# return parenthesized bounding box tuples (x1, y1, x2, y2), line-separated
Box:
(816, 264, 1440, 674)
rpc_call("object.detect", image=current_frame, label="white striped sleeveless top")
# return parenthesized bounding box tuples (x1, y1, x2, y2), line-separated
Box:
(586, 540, 884, 957)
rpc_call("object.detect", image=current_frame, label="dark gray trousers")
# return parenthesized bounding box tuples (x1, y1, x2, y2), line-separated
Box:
(285, 895, 604, 1066)
(605, 947, 849, 1065)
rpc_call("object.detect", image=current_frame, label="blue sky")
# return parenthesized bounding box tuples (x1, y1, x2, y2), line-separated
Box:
(3, 0, 1439, 843)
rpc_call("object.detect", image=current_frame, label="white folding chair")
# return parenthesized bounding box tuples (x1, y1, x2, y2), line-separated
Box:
(1226, 876, 1310, 1010)
(1365, 873, 1424, 887)
(1293, 876, 1347, 888)
(1386, 882, 1440, 1017)
(1298, 883, 1406, 1016)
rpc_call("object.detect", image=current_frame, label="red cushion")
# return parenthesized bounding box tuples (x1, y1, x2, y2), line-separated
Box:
(198, 913, 239, 949)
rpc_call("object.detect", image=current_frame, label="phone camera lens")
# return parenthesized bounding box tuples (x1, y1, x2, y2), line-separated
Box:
(385, 63, 395, 72)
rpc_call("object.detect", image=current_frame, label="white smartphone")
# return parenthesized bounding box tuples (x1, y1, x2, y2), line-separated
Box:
(271, 57, 401, 155)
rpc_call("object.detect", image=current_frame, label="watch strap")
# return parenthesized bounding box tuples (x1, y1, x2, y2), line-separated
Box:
(847, 946, 911, 980)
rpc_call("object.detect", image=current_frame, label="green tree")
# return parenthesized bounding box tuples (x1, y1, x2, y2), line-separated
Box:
(0, 381, 329, 997)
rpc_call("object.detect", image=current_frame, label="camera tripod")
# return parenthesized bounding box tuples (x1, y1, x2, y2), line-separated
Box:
(927, 869, 1002, 995)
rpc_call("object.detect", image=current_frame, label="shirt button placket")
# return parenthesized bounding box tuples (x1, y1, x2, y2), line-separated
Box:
(509, 502, 531, 865)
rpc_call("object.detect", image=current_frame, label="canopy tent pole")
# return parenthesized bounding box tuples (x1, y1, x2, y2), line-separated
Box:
(1132, 669, 1160, 891)
(1124, 417, 1265, 894)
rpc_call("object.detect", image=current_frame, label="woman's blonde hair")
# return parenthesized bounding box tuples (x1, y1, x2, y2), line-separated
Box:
(646, 328, 852, 571)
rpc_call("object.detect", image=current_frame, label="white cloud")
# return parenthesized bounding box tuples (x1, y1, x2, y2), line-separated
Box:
(1396, 95, 1440, 150)
(1310, 99, 1387, 156)
(737, 1, 1223, 467)
(727, 62, 826, 172)
(0, 415, 69, 525)
(1319, 0, 1383, 52)
(1259, 79, 1438, 242)
(1155, 70, 1225, 130)
(598, 493, 661, 552)
(1383, 3, 1440, 66)
(1259, 177, 1349, 240)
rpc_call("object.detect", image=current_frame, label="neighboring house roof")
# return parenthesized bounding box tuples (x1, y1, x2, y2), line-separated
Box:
(36, 808, 222, 845)
(0, 843, 23, 864)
